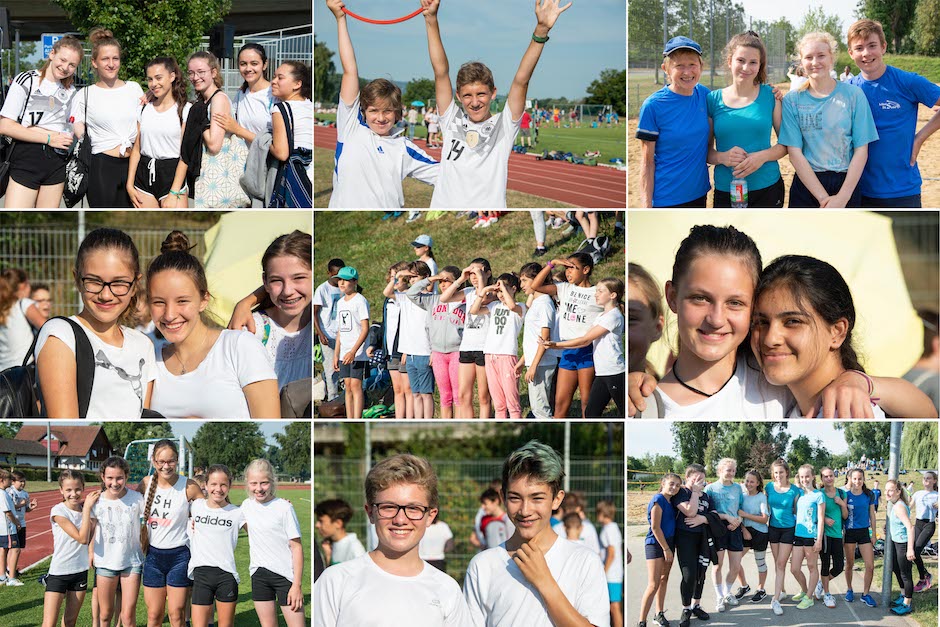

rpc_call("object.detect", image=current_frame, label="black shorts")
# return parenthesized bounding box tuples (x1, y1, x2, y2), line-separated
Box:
(844, 527, 872, 545)
(793, 536, 817, 547)
(645, 536, 675, 560)
(716, 527, 744, 552)
(134, 155, 182, 202)
(87, 153, 131, 207)
(191, 566, 238, 605)
(46, 570, 89, 594)
(338, 360, 366, 379)
(459, 350, 485, 366)
(9, 142, 68, 189)
(768, 525, 795, 545)
(251, 567, 293, 606)
(743, 528, 769, 552)
(16, 527, 26, 548)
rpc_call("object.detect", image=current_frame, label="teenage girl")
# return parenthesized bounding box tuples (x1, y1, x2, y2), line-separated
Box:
(639, 473, 681, 627)
(790, 464, 824, 611)
(911, 471, 938, 592)
(530, 252, 603, 418)
(411, 235, 438, 277)
(469, 273, 526, 419)
(0, 36, 82, 208)
(91, 456, 144, 627)
(127, 57, 191, 208)
(70, 28, 143, 207)
(735, 469, 769, 603)
(0, 268, 47, 370)
(627, 263, 664, 378)
(214, 43, 274, 149)
(518, 262, 559, 420)
(779, 32, 878, 207)
(270, 61, 313, 201)
(188, 465, 246, 627)
(703, 459, 745, 613)
(816, 466, 848, 608)
(334, 266, 370, 419)
(136, 440, 203, 627)
(36, 228, 157, 419)
(843, 468, 877, 606)
(766, 458, 800, 616)
(42, 470, 97, 627)
(886, 479, 916, 615)
(540, 277, 625, 417)
(147, 231, 278, 418)
(240, 459, 305, 626)
(672, 464, 714, 627)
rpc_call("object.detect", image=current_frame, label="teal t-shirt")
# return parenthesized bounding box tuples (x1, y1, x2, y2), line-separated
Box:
(818, 487, 847, 538)
(705, 481, 744, 517)
(765, 483, 801, 528)
(778, 81, 878, 172)
(795, 490, 825, 539)
(707, 84, 781, 192)
(888, 500, 911, 542)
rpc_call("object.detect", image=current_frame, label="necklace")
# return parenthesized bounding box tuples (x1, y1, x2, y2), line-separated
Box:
(672, 361, 735, 398)
(174, 327, 210, 375)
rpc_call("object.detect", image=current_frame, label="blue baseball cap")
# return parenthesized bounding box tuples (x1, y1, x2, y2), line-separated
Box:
(411, 234, 433, 248)
(337, 266, 359, 281)
(663, 36, 703, 57)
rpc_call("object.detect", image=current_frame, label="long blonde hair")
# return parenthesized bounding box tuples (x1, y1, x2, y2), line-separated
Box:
(39, 35, 84, 89)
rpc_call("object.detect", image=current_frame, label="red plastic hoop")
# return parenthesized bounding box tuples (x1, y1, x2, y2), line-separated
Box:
(341, 6, 424, 25)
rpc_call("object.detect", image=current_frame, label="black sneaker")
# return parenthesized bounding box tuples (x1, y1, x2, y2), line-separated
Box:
(750, 589, 767, 603)
(534, 246, 547, 257)
(734, 585, 751, 600)
(653, 611, 670, 627)
(690, 605, 710, 620)
(638, 622, 647, 627)
(679, 609, 692, 627)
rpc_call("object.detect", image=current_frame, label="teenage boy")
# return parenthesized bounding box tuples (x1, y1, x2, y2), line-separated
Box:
(0, 471, 20, 586)
(463, 441, 610, 626)
(315, 498, 366, 566)
(422, 0, 571, 208)
(480, 488, 514, 549)
(314, 454, 472, 626)
(5, 470, 36, 586)
(596, 501, 624, 627)
(847, 19, 940, 208)
(313, 258, 345, 401)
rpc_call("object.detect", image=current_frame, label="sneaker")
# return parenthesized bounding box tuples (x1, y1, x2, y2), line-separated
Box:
(891, 603, 913, 616)
(814, 580, 824, 599)
(679, 609, 692, 627)
(750, 589, 767, 603)
(791, 591, 806, 602)
(860, 593, 877, 608)
(926, 573, 933, 590)
(4, 578, 22, 587)
(406, 211, 422, 223)
(891, 593, 905, 607)
(638, 622, 647, 627)
(914, 578, 928, 593)
(690, 605, 709, 620)
(796, 597, 814, 610)
(725, 593, 739, 607)
(823, 593, 835, 608)
(844, 588, 854, 602)
(653, 611, 670, 627)
(733, 585, 750, 600)
(479, 217, 494, 228)
(472, 217, 487, 229)
(38, 573, 48, 588)
(533, 246, 547, 257)
(716, 596, 726, 613)
(486, 216, 498, 226)
(550, 217, 565, 229)
(561, 224, 576, 237)
(771, 599, 783, 616)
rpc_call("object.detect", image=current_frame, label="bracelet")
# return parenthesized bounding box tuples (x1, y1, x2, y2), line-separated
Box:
(46, 134, 51, 146)
(849, 369, 878, 401)
(169, 189, 185, 197)
(547, 262, 555, 269)
(532, 32, 549, 44)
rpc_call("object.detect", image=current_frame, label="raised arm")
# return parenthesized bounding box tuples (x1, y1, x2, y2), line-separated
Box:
(506, 0, 572, 120)
(327, 0, 361, 106)
(531, 259, 567, 296)
(421, 0, 454, 113)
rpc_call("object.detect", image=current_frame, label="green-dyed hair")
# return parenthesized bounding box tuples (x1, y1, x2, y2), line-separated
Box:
(501, 440, 565, 498)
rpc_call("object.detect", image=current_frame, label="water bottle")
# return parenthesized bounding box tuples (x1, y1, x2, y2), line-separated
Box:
(730, 178, 748, 208)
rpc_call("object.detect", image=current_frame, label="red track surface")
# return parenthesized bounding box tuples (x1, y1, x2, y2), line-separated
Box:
(314, 125, 626, 208)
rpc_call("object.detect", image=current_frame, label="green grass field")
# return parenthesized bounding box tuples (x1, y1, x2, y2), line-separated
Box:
(314, 210, 625, 417)
(7, 485, 311, 626)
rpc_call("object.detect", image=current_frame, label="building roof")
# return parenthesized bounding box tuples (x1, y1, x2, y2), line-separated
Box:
(0, 437, 49, 457)
(15, 425, 110, 458)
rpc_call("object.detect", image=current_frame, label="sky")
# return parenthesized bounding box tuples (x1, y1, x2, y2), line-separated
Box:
(314, 1, 626, 100)
(738, 0, 860, 38)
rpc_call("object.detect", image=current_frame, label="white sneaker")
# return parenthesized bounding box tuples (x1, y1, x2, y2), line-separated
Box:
(771, 599, 783, 616)
(4, 578, 22, 587)
(716, 596, 727, 613)
(824, 593, 836, 608)
(726, 593, 740, 607)
(815, 580, 824, 600)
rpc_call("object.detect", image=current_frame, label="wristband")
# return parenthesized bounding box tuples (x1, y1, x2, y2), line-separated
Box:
(169, 189, 185, 197)
(547, 262, 555, 269)
(532, 32, 549, 44)
(850, 369, 878, 401)
(46, 134, 51, 146)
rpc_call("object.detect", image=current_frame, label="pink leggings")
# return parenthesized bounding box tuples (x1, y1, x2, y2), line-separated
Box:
(431, 351, 461, 407)
(484, 354, 521, 418)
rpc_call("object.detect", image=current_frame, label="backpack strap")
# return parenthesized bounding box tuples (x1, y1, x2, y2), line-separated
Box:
(275, 102, 295, 153)
(27, 316, 96, 419)
(15, 71, 35, 126)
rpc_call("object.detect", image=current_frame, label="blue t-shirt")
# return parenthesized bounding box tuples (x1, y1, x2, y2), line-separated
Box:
(872, 488, 882, 510)
(671, 486, 713, 534)
(849, 66, 940, 198)
(645, 492, 676, 545)
(704, 481, 744, 517)
(778, 81, 879, 172)
(795, 490, 825, 539)
(846, 490, 873, 529)
(740, 489, 769, 533)
(636, 84, 711, 206)
(765, 483, 801, 528)
(707, 84, 782, 192)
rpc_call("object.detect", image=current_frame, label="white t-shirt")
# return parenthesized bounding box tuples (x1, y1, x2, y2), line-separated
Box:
(395, 292, 431, 356)
(279, 99, 312, 150)
(0, 297, 36, 370)
(49, 503, 89, 576)
(138, 101, 192, 159)
(592, 308, 625, 376)
(331, 532, 366, 565)
(522, 294, 560, 367)
(786, 402, 887, 419)
(314, 553, 473, 627)
(431, 103, 521, 208)
(145, 475, 190, 549)
(482, 301, 525, 357)
(187, 499, 245, 581)
(553, 516, 602, 556)
(336, 293, 370, 362)
(150, 329, 277, 419)
(598, 522, 624, 583)
(419, 522, 454, 561)
(241, 497, 301, 581)
(384, 295, 402, 354)
(36, 317, 158, 419)
(0, 70, 76, 132)
(460, 287, 490, 352)
(555, 282, 603, 340)
(252, 311, 311, 389)
(658, 357, 794, 419)
(70, 82, 144, 155)
(91, 490, 145, 570)
(234, 85, 276, 139)
(7, 486, 28, 526)
(463, 538, 611, 627)
(314, 280, 342, 342)
(0, 490, 16, 535)
(330, 94, 438, 209)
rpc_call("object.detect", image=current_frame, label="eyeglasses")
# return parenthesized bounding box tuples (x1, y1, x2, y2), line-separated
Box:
(81, 277, 134, 296)
(187, 69, 211, 78)
(154, 459, 178, 467)
(371, 502, 431, 521)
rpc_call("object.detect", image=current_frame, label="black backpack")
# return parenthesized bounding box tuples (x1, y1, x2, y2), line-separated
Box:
(0, 317, 94, 418)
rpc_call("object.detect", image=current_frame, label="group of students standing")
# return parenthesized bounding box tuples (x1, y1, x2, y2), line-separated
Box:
(642, 459, 938, 627)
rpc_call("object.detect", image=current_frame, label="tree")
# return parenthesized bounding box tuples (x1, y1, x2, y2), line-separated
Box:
(274, 422, 310, 479)
(314, 37, 337, 104)
(839, 422, 890, 461)
(787, 435, 815, 470)
(190, 423, 266, 471)
(745, 441, 780, 475)
(585, 69, 626, 116)
(672, 422, 718, 468)
(403, 78, 436, 107)
(858, 0, 918, 53)
(52, 0, 232, 84)
(901, 422, 938, 469)
(796, 5, 845, 44)
(2, 42, 39, 83)
(913, 0, 940, 55)
(0, 423, 21, 440)
(100, 422, 173, 456)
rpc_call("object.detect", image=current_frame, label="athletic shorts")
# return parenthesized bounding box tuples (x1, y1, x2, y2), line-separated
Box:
(0, 533, 20, 549)
(387, 353, 403, 370)
(191, 566, 238, 605)
(143, 545, 193, 588)
(96, 565, 142, 578)
(844, 527, 872, 545)
(558, 345, 594, 371)
(46, 570, 89, 594)
(251, 567, 293, 606)
(768, 525, 795, 545)
(17, 527, 26, 548)
(338, 360, 366, 379)
(520, 128, 530, 137)
(134, 155, 182, 202)
(743, 528, 769, 552)
(406, 354, 434, 394)
(792, 536, 816, 547)
(9, 142, 67, 189)
(459, 350, 485, 366)
(645, 537, 675, 560)
(716, 527, 744, 552)
(608, 582, 623, 603)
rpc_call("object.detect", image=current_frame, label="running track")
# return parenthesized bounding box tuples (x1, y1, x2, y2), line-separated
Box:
(314, 126, 627, 208)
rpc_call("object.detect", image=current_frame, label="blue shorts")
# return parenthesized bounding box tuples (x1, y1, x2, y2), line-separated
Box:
(143, 545, 192, 588)
(0, 533, 20, 549)
(558, 345, 594, 371)
(406, 354, 434, 394)
(97, 565, 143, 578)
(608, 582, 623, 603)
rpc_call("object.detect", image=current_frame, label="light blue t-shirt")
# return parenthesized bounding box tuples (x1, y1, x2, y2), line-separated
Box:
(636, 84, 711, 206)
(846, 490, 873, 530)
(705, 481, 744, 517)
(765, 483, 801, 528)
(888, 500, 911, 542)
(740, 488, 769, 533)
(778, 81, 879, 172)
(707, 84, 781, 192)
(849, 66, 940, 198)
(795, 490, 825, 539)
